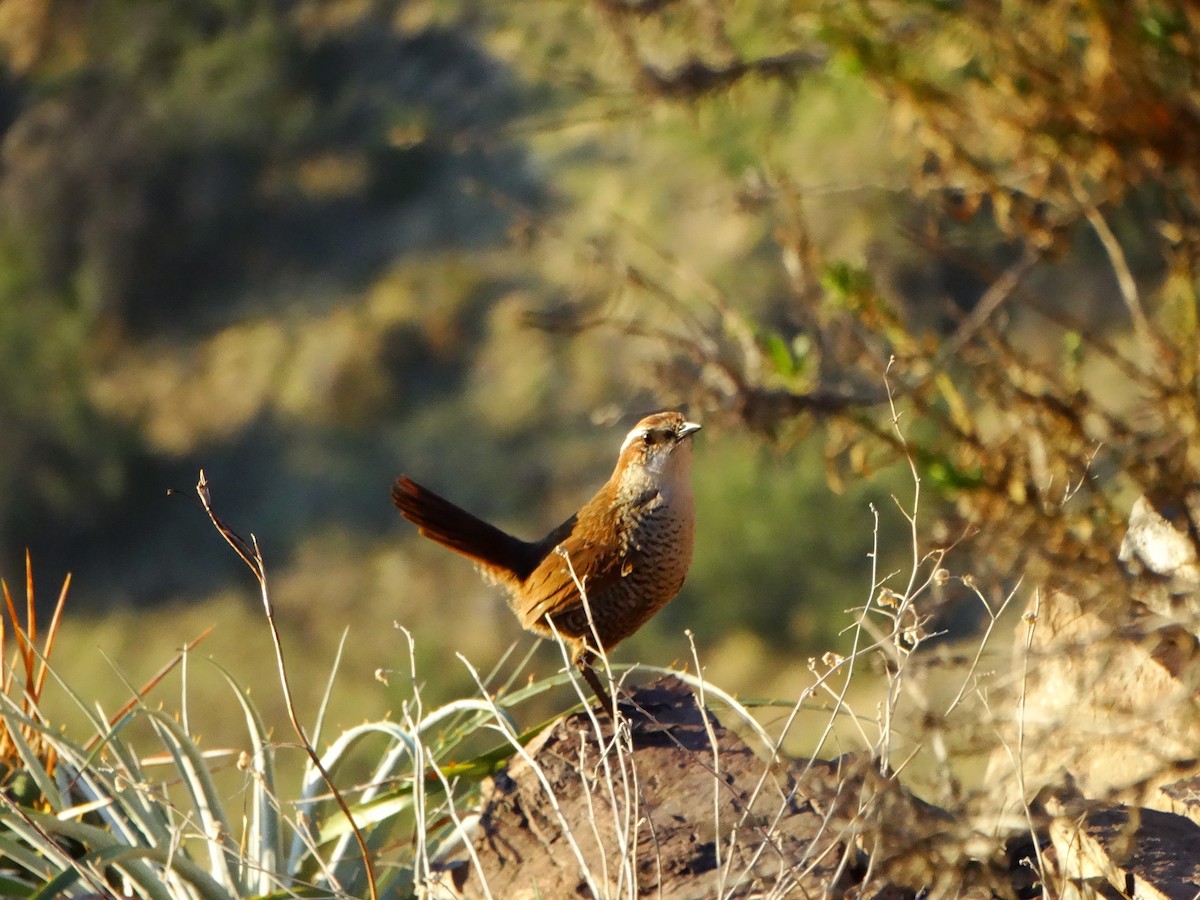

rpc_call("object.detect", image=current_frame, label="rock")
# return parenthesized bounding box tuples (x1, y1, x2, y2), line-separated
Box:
(1047, 800, 1200, 898)
(443, 677, 1014, 898)
(454, 676, 849, 897)
(987, 491, 1200, 812)
(1154, 773, 1200, 827)
(985, 589, 1200, 811)
(1119, 490, 1200, 621)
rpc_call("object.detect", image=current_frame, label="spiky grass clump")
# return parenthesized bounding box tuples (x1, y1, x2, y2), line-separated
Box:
(1, 552, 70, 800)
(0, 526, 562, 897)
(0, 626, 568, 898)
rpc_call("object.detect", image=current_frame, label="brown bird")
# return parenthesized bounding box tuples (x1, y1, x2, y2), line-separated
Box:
(392, 411, 701, 709)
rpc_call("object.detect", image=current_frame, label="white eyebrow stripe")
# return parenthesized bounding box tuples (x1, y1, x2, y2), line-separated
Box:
(620, 428, 647, 453)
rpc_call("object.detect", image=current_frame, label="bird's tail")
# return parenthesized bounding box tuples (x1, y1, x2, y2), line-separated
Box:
(392, 476, 538, 583)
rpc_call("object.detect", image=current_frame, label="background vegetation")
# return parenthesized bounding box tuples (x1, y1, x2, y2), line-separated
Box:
(1, 0, 1196, 757)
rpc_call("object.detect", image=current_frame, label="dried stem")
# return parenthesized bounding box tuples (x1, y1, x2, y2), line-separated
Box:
(194, 469, 378, 900)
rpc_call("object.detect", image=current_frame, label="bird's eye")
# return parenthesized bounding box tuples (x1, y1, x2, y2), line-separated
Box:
(641, 428, 672, 447)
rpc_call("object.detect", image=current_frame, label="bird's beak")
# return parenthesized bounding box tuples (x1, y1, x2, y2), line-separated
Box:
(677, 421, 702, 440)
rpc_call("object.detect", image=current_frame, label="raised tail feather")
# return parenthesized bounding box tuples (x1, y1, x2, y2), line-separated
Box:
(392, 476, 540, 582)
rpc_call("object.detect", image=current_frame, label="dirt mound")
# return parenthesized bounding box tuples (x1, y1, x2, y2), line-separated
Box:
(434, 677, 1022, 898)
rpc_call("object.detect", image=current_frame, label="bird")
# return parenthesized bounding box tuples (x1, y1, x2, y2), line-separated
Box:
(392, 411, 701, 710)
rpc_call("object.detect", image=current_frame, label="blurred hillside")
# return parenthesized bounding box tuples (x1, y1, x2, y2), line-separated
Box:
(1, 0, 1197, 738)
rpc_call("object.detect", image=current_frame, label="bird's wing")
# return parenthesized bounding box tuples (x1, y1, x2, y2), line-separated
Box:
(518, 491, 660, 634)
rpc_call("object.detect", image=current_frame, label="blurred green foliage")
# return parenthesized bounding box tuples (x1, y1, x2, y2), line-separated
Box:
(679, 434, 904, 650)
(0, 0, 545, 593)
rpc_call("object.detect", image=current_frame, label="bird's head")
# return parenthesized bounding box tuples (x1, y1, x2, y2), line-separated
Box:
(614, 411, 702, 483)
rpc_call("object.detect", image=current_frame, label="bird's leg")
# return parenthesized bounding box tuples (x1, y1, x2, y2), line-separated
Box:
(575, 649, 614, 713)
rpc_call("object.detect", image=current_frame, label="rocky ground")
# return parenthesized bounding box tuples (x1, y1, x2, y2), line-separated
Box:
(426, 493, 1200, 897)
(429, 675, 1200, 898)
